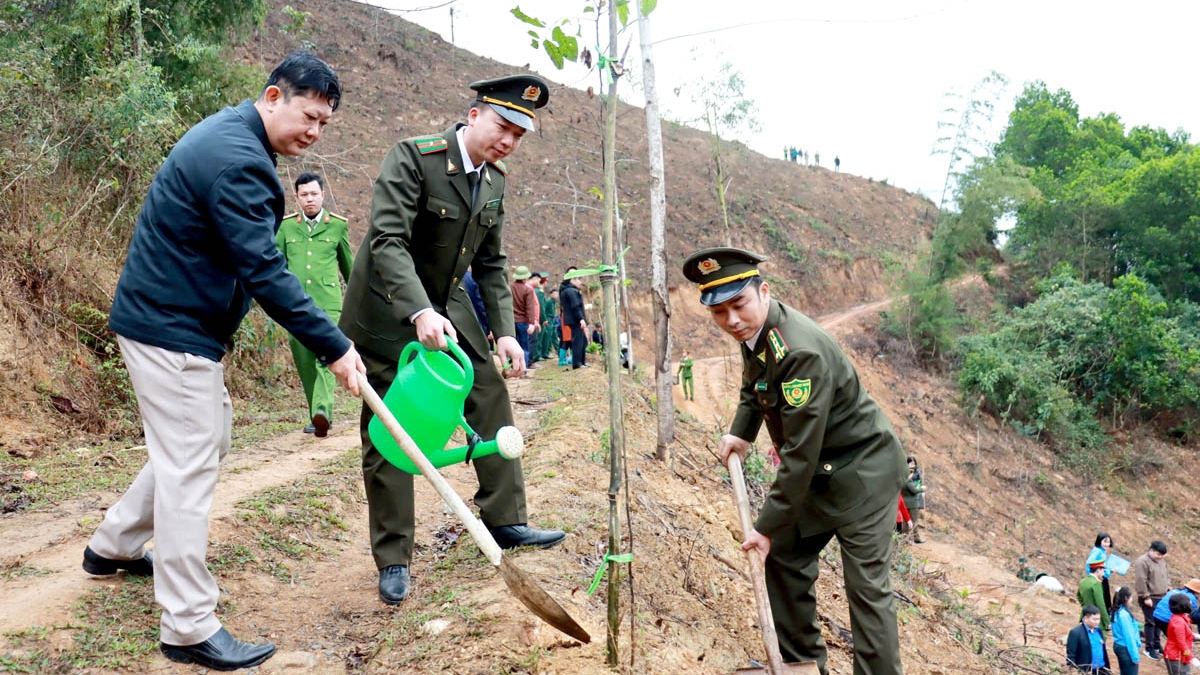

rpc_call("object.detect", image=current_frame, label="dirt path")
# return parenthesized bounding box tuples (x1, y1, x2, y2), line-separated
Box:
(0, 427, 362, 635)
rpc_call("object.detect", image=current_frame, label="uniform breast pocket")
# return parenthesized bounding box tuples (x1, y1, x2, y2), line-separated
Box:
(480, 205, 501, 228)
(810, 454, 869, 515)
(322, 275, 340, 288)
(424, 195, 462, 248)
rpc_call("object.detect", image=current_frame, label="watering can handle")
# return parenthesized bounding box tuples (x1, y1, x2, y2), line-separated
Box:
(445, 339, 474, 389)
(398, 338, 476, 394)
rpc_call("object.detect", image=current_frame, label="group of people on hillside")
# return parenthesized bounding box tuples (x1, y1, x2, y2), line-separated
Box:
(1068, 534, 1199, 674)
(782, 146, 840, 171)
(503, 265, 593, 370)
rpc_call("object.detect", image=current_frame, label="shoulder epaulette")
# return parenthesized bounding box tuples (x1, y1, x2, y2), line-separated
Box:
(327, 212, 347, 222)
(412, 137, 448, 155)
(283, 212, 299, 221)
(767, 327, 789, 362)
(491, 159, 508, 176)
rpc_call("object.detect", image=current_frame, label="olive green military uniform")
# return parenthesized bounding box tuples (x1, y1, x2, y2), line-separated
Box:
(731, 298, 906, 675)
(677, 356, 694, 400)
(276, 210, 353, 421)
(532, 285, 548, 361)
(539, 288, 558, 361)
(339, 125, 526, 570)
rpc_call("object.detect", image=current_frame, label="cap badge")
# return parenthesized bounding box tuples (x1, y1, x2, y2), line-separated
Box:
(522, 85, 541, 102)
(697, 258, 721, 275)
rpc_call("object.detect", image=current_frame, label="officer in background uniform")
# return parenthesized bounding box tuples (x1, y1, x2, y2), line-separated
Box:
(277, 172, 353, 436)
(682, 247, 906, 675)
(340, 74, 566, 606)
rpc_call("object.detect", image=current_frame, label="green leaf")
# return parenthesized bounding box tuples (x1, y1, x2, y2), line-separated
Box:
(530, 38, 539, 49)
(528, 29, 539, 39)
(551, 26, 578, 62)
(616, 0, 629, 26)
(511, 6, 545, 27)
(640, 0, 657, 16)
(543, 40, 564, 69)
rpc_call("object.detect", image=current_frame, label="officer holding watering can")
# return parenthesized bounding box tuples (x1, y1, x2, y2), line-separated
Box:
(340, 74, 565, 606)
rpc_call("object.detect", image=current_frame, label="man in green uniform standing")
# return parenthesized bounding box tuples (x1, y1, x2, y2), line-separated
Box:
(676, 349, 695, 401)
(539, 277, 558, 364)
(277, 172, 353, 437)
(340, 75, 566, 606)
(682, 247, 906, 675)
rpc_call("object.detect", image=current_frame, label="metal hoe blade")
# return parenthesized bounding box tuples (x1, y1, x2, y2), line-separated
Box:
(499, 556, 591, 643)
(735, 664, 820, 675)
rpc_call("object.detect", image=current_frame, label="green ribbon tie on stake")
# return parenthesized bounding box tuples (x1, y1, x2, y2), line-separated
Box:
(587, 551, 634, 595)
(595, 51, 615, 85)
(564, 247, 631, 282)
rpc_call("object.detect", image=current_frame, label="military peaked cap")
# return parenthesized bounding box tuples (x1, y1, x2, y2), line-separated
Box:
(470, 74, 550, 131)
(682, 247, 768, 306)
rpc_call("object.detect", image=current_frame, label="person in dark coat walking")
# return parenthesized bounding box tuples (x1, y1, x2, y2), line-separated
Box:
(559, 269, 589, 369)
(83, 51, 364, 672)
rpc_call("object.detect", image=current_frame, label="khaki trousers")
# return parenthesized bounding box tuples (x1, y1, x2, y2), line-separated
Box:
(88, 337, 230, 646)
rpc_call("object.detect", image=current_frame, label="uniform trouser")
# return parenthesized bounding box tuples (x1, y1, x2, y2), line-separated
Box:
(570, 329, 587, 368)
(289, 307, 338, 420)
(289, 340, 334, 421)
(681, 374, 694, 399)
(358, 342, 527, 569)
(1140, 597, 1162, 653)
(88, 337, 230, 646)
(1113, 644, 1137, 675)
(766, 496, 902, 675)
(515, 322, 532, 364)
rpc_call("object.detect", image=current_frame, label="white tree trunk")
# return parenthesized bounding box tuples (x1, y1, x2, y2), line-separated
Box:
(636, 0, 674, 461)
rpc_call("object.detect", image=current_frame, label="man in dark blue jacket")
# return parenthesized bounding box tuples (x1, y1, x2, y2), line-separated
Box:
(80, 51, 364, 672)
(1066, 605, 1111, 672)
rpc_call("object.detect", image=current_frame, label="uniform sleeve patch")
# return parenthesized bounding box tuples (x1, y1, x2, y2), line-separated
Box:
(414, 137, 448, 155)
(781, 379, 811, 407)
(767, 328, 789, 362)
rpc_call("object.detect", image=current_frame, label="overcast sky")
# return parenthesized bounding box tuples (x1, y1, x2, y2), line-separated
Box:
(368, 0, 1199, 202)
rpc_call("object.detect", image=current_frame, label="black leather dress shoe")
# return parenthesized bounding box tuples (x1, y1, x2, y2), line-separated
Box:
(161, 627, 276, 671)
(82, 546, 154, 576)
(487, 524, 566, 550)
(311, 411, 330, 438)
(378, 565, 411, 605)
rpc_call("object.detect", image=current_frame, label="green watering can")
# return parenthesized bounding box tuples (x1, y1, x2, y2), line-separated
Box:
(368, 340, 523, 474)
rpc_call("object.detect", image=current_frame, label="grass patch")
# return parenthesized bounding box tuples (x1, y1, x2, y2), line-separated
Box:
(229, 449, 361, 582)
(2, 577, 158, 673)
(0, 386, 357, 513)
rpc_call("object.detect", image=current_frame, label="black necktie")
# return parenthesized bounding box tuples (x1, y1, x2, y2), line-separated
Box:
(468, 171, 480, 209)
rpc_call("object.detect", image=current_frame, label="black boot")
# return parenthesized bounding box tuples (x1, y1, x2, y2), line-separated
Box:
(82, 546, 153, 576)
(160, 627, 276, 671)
(486, 524, 566, 550)
(378, 565, 411, 605)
